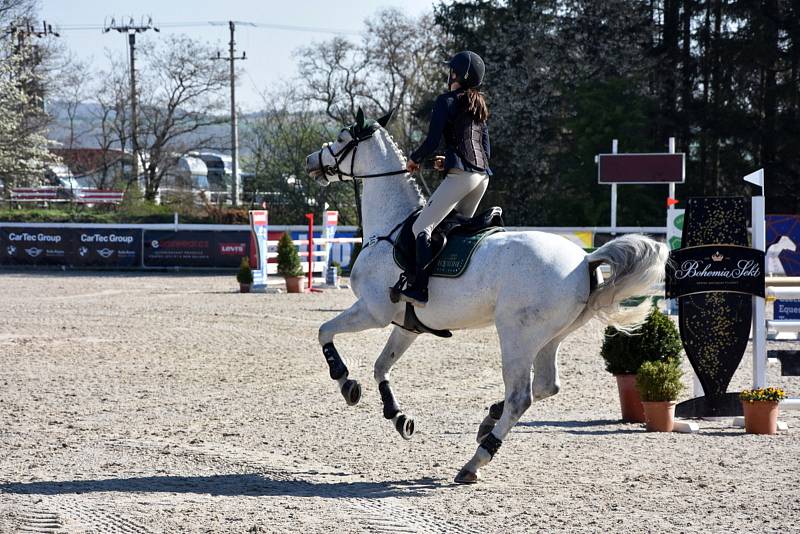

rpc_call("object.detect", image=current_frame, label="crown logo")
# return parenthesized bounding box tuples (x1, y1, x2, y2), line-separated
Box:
(711, 251, 724, 262)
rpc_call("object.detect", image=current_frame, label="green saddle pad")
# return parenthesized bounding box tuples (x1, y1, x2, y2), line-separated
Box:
(394, 227, 505, 278)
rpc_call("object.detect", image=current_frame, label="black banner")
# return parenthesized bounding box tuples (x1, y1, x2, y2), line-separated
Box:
(1, 226, 251, 269)
(212, 231, 250, 268)
(143, 230, 250, 268)
(674, 197, 754, 418)
(666, 245, 765, 298)
(144, 230, 214, 267)
(0, 227, 72, 265)
(73, 229, 141, 267)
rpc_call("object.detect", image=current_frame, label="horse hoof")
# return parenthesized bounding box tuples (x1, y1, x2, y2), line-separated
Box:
(341, 379, 362, 406)
(454, 467, 479, 484)
(395, 414, 415, 440)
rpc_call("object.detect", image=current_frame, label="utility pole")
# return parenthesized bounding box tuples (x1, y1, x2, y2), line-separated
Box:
(103, 17, 159, 191)
(211, 21, 252, 207)
(9, 20, 60, 51)
(9, 21, 59, 107)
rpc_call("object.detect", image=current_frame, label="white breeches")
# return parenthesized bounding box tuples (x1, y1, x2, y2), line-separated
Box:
(412, 169, 489, 237)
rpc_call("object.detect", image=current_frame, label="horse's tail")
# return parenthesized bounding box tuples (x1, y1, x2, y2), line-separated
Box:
(581, 234, 668, 332)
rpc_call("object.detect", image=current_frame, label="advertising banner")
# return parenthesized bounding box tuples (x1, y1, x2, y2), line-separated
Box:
(144, 231, 215, 267)
(666, 245, 765, 298)
(765, 214, 800, 276)
(0, 227, 73, 266)
(666, 208, 684, 251)
(213, 231, 250, 269)
(673, 197, 755, 418)
(143, 230, 250, 268)
(775, 300, 800, 321)
(73, 229, 141, 267)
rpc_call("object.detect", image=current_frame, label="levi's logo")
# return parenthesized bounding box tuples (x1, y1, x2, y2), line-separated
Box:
(219, 243, 246, 255)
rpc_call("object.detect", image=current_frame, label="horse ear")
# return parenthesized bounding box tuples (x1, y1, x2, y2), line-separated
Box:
(376, 108, 395, 128)
(355, 107, 365, 128)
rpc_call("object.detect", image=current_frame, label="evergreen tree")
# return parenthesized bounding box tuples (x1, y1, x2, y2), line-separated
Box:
(434, 0, 800, 223)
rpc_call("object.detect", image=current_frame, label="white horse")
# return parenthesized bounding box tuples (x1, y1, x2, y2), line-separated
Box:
(306, 109, 667, 484)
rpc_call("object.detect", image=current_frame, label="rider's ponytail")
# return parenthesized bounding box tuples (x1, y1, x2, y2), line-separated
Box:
(463, 87, 489, 123)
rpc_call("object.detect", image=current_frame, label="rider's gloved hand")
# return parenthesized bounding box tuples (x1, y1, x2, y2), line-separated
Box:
(406, 159, 420, 174)
(433, 156, 445, 171)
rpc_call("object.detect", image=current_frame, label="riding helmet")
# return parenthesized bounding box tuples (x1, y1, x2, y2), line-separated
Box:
(447, 51, 485, 88)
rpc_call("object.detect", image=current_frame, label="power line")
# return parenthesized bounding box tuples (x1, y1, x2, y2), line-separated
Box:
(5, 20, 360, 35)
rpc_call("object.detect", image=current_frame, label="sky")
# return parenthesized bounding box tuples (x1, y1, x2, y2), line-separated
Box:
(39, 0, 439, 112)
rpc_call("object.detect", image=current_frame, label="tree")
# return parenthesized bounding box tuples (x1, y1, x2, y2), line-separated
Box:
(0, 1, 58, 191)
(295, 8, 442, 155)
(89, 54, 133, 190)
(136, 34, 229, 201)
(293, 9, 445, 223)
(50, 51, 92, 150)
(244, 86, 358, 225)
(276, 232, 303, 277)
(435, 0, 656, 225)
(0, 0, 33, 22)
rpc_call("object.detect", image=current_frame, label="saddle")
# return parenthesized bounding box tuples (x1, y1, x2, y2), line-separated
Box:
(389, 207, 505, 338)
(392, 206, 505, 277)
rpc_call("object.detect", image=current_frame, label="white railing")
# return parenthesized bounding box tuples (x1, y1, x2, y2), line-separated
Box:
(263, 237, 363, 286)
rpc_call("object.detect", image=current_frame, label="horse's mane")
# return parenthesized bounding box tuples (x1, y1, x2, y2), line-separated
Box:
(377, 126, 426, 206)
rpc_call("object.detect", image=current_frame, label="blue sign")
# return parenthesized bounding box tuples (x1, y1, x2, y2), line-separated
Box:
(775, 300, 800, 320)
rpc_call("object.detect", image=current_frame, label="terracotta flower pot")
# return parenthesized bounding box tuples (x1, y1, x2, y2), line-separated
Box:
(284, 276, 305, 293)
(615, 374, 646, 423)
(239, 283, 251, 293)
(642, 401, 677, 432)
(742, 400, 779, 435)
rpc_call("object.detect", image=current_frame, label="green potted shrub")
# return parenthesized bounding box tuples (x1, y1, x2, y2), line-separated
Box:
(277, 232, 305, 293)
(636, 360, 684, 431)
(236, 257, 253, 293)
(600, 306, 683, 423)
(740, 387, 786, 435)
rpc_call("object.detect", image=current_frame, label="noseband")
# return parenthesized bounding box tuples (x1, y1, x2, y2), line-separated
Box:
(316, 125, 407, 184)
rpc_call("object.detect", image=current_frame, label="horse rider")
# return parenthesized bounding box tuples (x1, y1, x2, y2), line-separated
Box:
(400, 50, 492, 308)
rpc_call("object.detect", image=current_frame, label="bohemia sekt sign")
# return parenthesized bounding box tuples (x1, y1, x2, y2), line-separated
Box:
(666, 245, 765, 298)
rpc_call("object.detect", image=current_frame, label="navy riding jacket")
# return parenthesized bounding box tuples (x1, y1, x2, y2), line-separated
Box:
(409, 89, 492, 176)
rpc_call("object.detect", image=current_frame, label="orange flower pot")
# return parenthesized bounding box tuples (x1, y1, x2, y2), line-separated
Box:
(285, 276, 306, 293)
(615, 374, 646, 423)
(642, 401, 676, 432)
(742, 400, 779, 435)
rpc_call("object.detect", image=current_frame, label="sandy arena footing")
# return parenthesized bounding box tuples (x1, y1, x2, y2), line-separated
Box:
(0, 272, 798, 532)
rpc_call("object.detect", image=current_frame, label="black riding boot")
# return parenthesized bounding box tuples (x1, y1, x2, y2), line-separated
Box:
(399, 232, 432, 307)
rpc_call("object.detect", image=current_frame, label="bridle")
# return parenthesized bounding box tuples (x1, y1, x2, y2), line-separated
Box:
(315, 124, 408, 185)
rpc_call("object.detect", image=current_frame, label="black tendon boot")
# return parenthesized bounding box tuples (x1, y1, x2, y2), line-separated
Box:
(400, 232, 432, 307)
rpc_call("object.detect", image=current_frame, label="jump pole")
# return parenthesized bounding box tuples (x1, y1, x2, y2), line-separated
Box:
(747, 169, 800, 410)
(726, 169, 800, 428)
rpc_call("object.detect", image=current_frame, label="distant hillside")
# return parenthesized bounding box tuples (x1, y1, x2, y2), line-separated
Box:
(45, 100, 261, 161)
